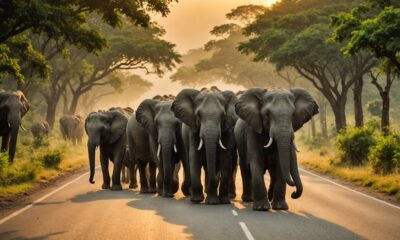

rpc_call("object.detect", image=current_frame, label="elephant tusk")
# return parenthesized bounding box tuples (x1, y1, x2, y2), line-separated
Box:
(264, 137, 273, 148)
(8, 123, 10, 128)
(293, 142, 300, 152)
(197, 138, 203, 151)
(173, 144, 177, 153)
(20, 125, 26, 131)
(157, 144, 161, 159)
(218, 139, 227, 150)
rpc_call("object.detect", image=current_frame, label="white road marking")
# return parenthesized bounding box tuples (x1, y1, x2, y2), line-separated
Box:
(0, 171, 90, 225)
(299, 167, 400, 211)
(232, 210, 238, 216)
(239, 222, 255, 240)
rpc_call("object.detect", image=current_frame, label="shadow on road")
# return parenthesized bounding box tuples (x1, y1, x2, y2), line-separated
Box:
(126, 193, 364, 240)
(0, 230, 64, 240)
(69, 189, 136, 203)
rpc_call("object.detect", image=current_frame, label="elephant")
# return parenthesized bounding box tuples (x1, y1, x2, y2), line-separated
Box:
(0, 90, 30, 163)
(234, 88, 318, 211)
(31, 120, 50, 140)
(136, 98, 190, 197)
(127, 111, 158, 194)
(171, 88, 238, 204)
(85, 110, 135, 190)
(60, 115, 84, 145)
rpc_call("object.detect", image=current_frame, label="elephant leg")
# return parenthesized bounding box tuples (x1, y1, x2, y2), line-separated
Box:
(218, 150, 231, 204)
(229, 162, 237, 199)
(157, 171, 163, 195)
(110, 144, 123, 191)
(180, 156, 191, 197)
(128, 163, 138, 189)
(189, 143, 204, 203)
(250, 156, 270, 211)
(100, 147, 111, 189)
(148, 161, 157, 193)
(267, 168, 275, 202)
(271, 161, 288, 210)
(172, 162, 180, 194)
(121, 166, 126, 183)
(1, 132, 10, 152)
(238, 148, 252, 202)
(138, 161, 150, 193)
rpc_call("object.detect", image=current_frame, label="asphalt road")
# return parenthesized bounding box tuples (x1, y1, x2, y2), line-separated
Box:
(0, 166, 399, 240)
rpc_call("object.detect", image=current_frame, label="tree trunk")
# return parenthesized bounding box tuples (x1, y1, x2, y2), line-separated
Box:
(46, 100, 58, 129)
(310, 118, 316, 140)
(332, 101, 347, 133)
(62, 93, 69, 115)
(381, 91, 390, 134)
(353, 77, 364, 127)
(68, 92, 81, 115)
(319, 100, 328, 139)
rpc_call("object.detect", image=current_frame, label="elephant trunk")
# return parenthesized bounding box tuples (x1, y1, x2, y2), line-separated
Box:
(8, 123, 20, 163)
(290, 142, 303, 199)
(88, 143, 96, 184)
(203, 129, 219, 196)
(276, 136, 295, 187)
(161, 140, 174, 197)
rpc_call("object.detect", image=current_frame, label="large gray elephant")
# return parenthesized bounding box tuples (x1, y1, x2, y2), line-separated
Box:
(0, 90, 29, 163)
(172, 88, 238, 204)
(136, 99, 190, 197)
(85, 110, 133, 190)
(127, 111, 158, 194)
(60, 115, 84, 145)
(234, 88, 318, 211)
(31, 120, 50, 140)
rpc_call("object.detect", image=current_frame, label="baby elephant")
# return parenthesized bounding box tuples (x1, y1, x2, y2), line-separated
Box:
(31, 121, 50, 140)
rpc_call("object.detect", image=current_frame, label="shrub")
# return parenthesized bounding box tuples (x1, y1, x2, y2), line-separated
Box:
(40, 150, 63, 168)
(0, 161, 41, 186)
(0, 152, 9, 173)
(369, 133, 400, 175)
(336, 126, 377, 165)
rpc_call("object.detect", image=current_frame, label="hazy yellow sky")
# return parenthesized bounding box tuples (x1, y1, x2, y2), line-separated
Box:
(153, 0, 277, 53)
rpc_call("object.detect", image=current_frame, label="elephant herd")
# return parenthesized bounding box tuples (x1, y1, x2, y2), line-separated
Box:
(84, 87, 319, 211)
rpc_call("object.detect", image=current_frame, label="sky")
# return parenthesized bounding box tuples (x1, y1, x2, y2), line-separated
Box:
(124, 0, 278, 108)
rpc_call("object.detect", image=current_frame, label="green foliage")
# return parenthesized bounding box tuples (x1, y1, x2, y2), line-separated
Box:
(369, 131, 400, 174)
(0, 153, 41, 186)
(331, 0, 400, 70)
(336, 126, 377, 165)
(367, 99, 382, 116)
(39, 150, 64, 168)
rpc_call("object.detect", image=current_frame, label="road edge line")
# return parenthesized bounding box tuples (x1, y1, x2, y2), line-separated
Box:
(299, 167, 400, 210)
(239, 222, 255, 240)
(0, 171, 89, 225)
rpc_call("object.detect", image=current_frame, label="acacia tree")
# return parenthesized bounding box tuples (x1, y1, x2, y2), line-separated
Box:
(0, 0, 176, 82)
(239, 2, 376, 131)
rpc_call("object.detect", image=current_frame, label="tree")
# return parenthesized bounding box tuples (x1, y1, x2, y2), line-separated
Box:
(239, 1, 375, 131)
(0, 0, 176, 82)
(226, 4, 268, 25)
(331, 0, 400, 71)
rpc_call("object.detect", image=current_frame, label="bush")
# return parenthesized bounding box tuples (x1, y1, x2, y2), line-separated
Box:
(0, 161, 41, 186)
(0, 152, 9, 173)
(369, 133, 400, 175)
(336, 126, 377, 165)
(40, 150, 63, 168)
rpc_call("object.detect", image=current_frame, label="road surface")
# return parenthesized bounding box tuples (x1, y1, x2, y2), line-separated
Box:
(0, 167, 399, 240)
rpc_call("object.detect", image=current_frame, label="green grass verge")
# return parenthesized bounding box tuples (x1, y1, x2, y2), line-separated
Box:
(0, 133, 87, 198)
(298, 145, 400, 200)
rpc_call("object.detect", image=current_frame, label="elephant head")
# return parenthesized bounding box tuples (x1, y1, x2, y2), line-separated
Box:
(235, 88, 318, 199)
(85, 110, 128, 184)
(171, 88, 237, 191)
(0, 90, 29, 163)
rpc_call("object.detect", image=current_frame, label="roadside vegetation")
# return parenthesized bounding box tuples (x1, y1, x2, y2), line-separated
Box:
(0, 131, 86, 197)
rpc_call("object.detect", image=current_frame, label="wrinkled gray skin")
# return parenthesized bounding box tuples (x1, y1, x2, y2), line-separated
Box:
(127, 112, 158, 193)
(172, 88, 238, 204)
(31, 121, 50, 140)
(234, 88, 318, 211)
(60, 115, 84, 145)
(136, 99, 190, 197)
(0, 90, 29, 163)
(85, 110, 132, 190)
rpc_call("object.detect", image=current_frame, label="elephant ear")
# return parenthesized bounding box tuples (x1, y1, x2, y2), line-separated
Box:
(136, 99, 159, 139)
(291, 88, 319, 132)
(108, 111, 128, 143)
(171, 89, 200, 130)
(222, 90, 238, 132)
(235, 88, 267, 134)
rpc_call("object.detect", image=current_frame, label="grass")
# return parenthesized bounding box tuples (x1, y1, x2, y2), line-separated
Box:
(298, 143, 400, 200)
(0, 132, 87, 198)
